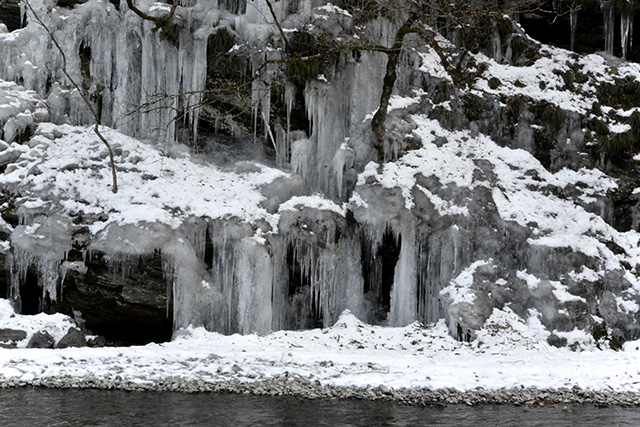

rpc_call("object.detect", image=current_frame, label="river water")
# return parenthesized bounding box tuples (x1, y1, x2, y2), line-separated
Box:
(1, 388, 639, 426)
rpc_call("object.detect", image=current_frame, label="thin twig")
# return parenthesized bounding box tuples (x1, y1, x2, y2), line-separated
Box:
(263, 0, 291, 51)
(24, 0, 118, 193)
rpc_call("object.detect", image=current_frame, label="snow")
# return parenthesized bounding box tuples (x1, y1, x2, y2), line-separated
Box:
(0, 299, 76, 347)
(0, 123, 286, 234)
(316, 4, 351, 17)
(473, 42, 640, 116)
(0, 305, 639, 395)
(1, 0, 640, 400)
(278, 195, 346, 217)
(517, 270, 541, 290)
(417, 48, 452, 82)
(440, 260, 491, 304)
(550, 281, 587, 303)
(356, 112, 637, 280)
(475, 51, 591, 113)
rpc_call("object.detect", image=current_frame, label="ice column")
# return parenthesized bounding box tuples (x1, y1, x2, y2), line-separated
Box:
(570, 9, 578, 51)
(387, 220, 417, 326)
(621, 13, 634, 59)
(601, 1, 615, 54)
(235, 238, 273, 334)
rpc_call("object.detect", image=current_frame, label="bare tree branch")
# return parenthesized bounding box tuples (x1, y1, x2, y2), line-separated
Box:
(24, 0, 118, 193)
(126, 0, 179, 25)
(371, 12, 418, 154)
(263, 0, 291, 52)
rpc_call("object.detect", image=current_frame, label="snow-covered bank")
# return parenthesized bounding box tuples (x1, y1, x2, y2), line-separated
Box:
(0, 309, 639, 406)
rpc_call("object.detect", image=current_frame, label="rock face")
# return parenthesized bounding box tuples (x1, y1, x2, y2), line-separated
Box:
(0, 0, 640, 348)
(55, 327, 86, 348)
(0, 328, 26, 347)
(0, 0, 21, 33)
(27, 330, 55, 348)
(59, 249, 172, 344)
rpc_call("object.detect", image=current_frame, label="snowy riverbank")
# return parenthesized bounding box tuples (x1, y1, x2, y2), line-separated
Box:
(1, 308, 639, 406)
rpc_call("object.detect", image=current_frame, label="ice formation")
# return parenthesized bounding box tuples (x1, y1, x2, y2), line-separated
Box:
(0, 0, 640, 348)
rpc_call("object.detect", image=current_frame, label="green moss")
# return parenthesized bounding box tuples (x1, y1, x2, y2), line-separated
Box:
(574, 71, 588, 84)
(590, 119, 610, 137)
(496, 17, 514, 41)
(206, 28, 245, 83)
(462, 94, 484, 121)
(488, 77, 501, 89)
(208, 28, 236, 54)
(286, 60, 320, 86)
(460, 14, 494, 54)
(630, 111, 640, 137)
(284, 32, 321, 86)
(510, 35, 527, 62)
(541, 105, 566, 131)
(287, 31, 318, 57)
(430, 105, 458, 129)
(503, 95, 526, 122)
(430, 82, 452, 105)
(207, 54, 245, 81)
(602, 131, 635, 158)
(597, 76, 640, 109)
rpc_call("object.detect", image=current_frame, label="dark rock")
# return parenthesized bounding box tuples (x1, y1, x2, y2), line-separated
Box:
(547, 333, 567, 348)
(609, 328, 626, 351)
(0, 328, 27, 343)
(27, 330, 55, 348)
(56, 327, 87, 349)
(0, 0, 21, 32)
(87, 335, 107, 348)
(58, 246, 172, 345)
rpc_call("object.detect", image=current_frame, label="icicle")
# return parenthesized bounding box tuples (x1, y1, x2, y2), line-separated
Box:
(621, 13, 634, 59)
(180, 218, 208, 263)
(291, 138, 311, 177)
(570, 9, 578, 51)
(490, 28, 502, 62)
(387, 220, 417, 326)
(235, 238, 273, 334)
(601, 1, 615, 55)
(284, 83, 296, 163)
(274, 122, 288, 166)
(332, 139, 354, 200)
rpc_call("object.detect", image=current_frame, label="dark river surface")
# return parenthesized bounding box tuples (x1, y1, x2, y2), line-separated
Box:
(1, 388, 639, 426)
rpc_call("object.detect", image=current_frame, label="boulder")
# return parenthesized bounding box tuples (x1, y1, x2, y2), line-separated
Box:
(0, 328, 27, 342)
(55, 327, 87, 349)
(27, 330, 55, 348)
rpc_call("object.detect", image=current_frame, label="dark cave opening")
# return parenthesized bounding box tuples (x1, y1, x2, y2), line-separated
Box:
(286, 243, 322, 329)
(361, 227, 401, 323)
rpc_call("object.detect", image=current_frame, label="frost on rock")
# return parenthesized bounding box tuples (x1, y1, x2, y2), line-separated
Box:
(0, 80, 48, 143)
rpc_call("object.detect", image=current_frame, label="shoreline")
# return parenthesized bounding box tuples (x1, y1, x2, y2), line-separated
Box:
(1, 376, 639, 407)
